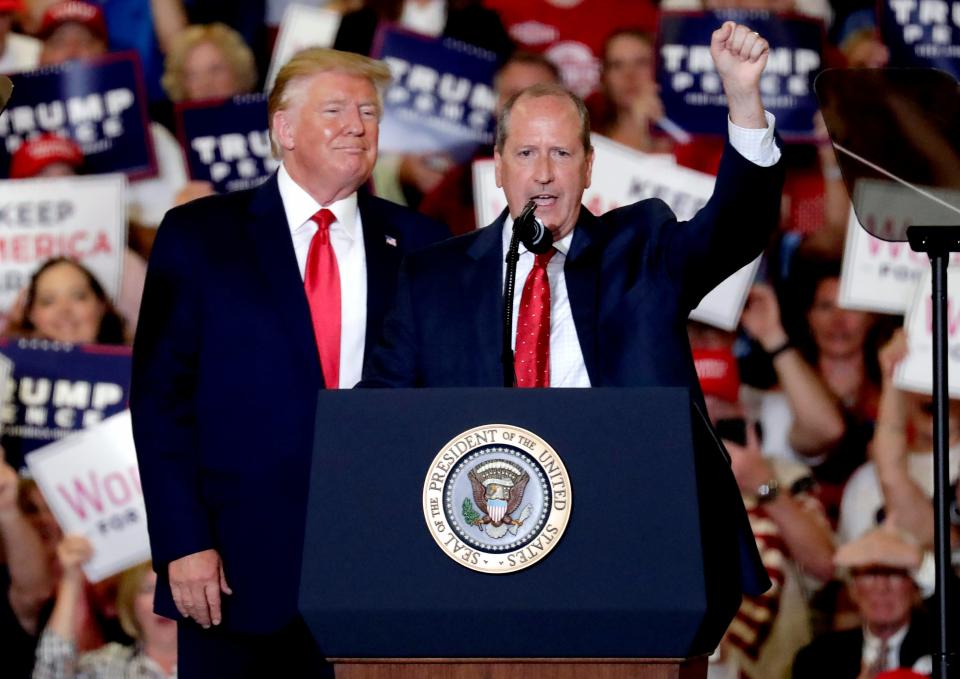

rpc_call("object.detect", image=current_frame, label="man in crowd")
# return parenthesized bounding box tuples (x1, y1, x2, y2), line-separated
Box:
(130, 48, 447, 677)
(793, 527, 934, 678)
(362, 21, 783, 597)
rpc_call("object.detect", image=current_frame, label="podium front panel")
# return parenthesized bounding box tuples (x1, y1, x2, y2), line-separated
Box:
(300, 388, 744, 658)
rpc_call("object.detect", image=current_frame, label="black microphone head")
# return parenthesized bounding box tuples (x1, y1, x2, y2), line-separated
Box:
(524, 216, 554, 254)
(517, 199, 537, 225)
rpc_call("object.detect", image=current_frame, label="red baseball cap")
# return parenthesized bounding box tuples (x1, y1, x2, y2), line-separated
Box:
(0, 0, 24, 12)
(693, 348, 741, 404)
(9, 133, 84, 178)
(37, 1, 107, 43)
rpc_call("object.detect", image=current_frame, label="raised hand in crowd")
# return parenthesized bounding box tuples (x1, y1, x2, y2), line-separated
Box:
(741, 283, 845, 456)
(0, 447, 55, 636)
(149, 0, 188, 56)
(722, 424, 836, 581)
(168, 547, 231, 628)
(627, 87, 665, 132)
(813, 111, 852, 235)
(871, 330, 939, 549)
(46, 534, 95, 642)
(710, 21, 769, 129)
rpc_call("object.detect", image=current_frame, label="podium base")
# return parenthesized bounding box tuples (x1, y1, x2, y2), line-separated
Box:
(330, 657, 707, 678)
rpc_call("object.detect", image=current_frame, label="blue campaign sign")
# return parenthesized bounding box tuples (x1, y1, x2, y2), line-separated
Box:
(374, 27, 498, 162)
(880, 0, 960, 78)
(176, 94, 279, 194)
(0, 339, 131, 470)
(657, 11, 824, 139)
(0, 52, 157, 179)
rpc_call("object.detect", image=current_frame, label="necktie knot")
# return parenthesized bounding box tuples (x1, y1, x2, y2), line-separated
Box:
(533, 249, 556, 269)
(311, 208, 336, 243)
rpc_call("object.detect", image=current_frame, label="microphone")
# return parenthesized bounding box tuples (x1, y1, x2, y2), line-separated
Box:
(513, 200, 554, 254)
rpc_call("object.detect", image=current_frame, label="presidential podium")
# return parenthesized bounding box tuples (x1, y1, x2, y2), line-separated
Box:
(300, 388, 757, 678)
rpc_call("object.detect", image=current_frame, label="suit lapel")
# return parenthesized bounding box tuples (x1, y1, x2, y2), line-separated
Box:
(245, 175, 323, 385)
(467, 213, 508, 385)
(357, 191, 403, 359)
(564, 207, 602, 385)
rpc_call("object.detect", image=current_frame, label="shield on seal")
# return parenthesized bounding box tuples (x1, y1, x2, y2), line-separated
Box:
(488, 498, 507, 523)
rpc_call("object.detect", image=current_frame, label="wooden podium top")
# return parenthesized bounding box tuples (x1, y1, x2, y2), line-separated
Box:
(329, 657, 707, 679)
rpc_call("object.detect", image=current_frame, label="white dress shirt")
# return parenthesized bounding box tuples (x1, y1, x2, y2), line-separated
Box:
(501, 114, 781, 387)
(861, 624, 908, 671)
(277, 164, 368, 389)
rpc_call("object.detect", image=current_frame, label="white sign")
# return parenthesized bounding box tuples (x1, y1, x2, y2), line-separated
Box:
(473, 134, 760, 330)
(0, 174, 126, 315)
(26, 411, 149, 582)
(265, 4, 342, 93)
(839, 207, 935, 314)
(895, 268, 960, 397)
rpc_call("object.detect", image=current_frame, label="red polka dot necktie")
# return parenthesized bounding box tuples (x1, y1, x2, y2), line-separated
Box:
(515, 249, 556, 388)
(304, 208, 341, 389)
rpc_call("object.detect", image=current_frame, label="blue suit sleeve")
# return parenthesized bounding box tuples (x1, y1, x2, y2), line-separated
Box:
(130, 211, 213, 566)
(663, 139, 784, 311)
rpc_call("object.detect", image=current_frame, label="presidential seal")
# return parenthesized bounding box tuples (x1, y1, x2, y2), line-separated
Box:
(422, 424, 571, 574)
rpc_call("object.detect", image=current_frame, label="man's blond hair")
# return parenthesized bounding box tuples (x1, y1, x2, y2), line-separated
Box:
(267, 48, 392, 157)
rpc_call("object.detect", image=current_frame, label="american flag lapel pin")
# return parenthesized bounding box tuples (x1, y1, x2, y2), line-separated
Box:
(385, 235, 397, 247)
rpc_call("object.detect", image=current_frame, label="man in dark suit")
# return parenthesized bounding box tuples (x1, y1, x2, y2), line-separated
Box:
(793, 527, 935, 678)
(364, 21, 781, 393)
(130, 48, 446, 677)
(362, 22, 782, 597)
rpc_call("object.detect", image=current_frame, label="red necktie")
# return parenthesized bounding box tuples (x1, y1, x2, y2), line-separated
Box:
(304, 208, 341, 388)
(515, 249, 556, 388)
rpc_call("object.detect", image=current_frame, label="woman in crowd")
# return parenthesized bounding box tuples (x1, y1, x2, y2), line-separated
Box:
(597, 28, 673, 154)
(161, 22, 257, 103)
(838, 330, 960, 546)
(33, 536, 176, 679)
(741, 252, 886, 521)
(163, 22, 259, 206)
(2, 257, 126, 345)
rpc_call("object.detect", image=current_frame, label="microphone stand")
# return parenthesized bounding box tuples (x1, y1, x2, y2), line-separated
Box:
(502, 200, 552, 388)
(502, 225, 522, 388)
(908, 226, 959, 679)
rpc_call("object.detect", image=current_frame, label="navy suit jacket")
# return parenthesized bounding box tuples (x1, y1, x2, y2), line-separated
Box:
(130, 175, 447, 633)
(363, 140, 783, 390)
(362, 141, 784, 596)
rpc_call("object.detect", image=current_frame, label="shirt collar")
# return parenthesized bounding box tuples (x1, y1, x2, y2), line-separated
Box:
(501, 215, 573, 257)
(863, 623, 909, 660)
(277, 163, 359, 241)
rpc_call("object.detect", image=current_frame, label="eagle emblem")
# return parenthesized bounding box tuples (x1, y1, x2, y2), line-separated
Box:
(462, 459, 533, 539)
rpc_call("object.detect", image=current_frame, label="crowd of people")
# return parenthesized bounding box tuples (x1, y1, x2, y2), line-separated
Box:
(0, 1, 956, 678)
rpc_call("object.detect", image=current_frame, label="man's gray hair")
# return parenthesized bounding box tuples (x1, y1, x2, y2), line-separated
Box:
(495, 83, 592, 156)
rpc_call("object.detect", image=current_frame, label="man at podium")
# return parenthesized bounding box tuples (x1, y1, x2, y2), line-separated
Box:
(363, 21, 783, 397)
(361, 21, 782, 603)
